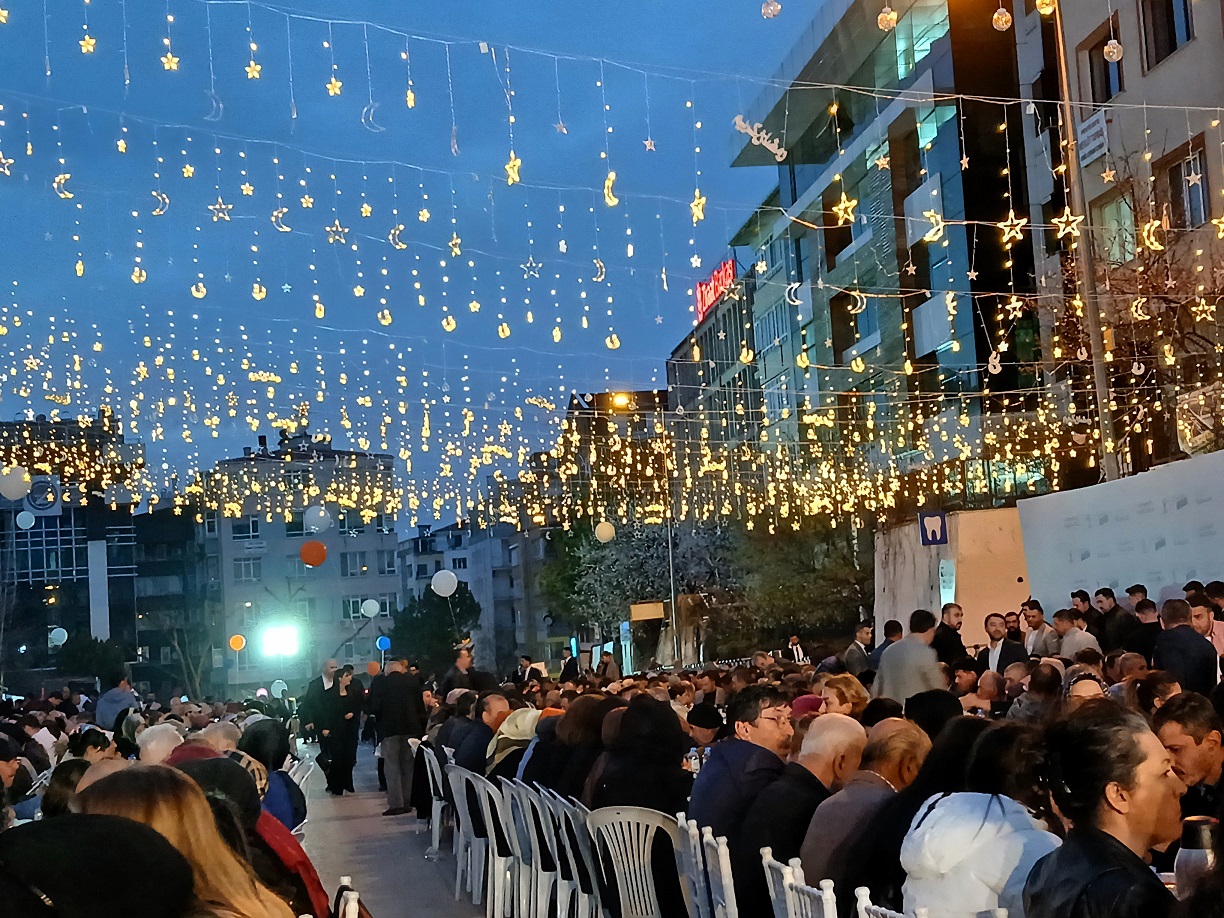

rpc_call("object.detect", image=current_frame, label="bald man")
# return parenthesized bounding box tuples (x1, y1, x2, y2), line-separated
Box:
(737, 715, 868, 916)
(799, 718, 931, 889)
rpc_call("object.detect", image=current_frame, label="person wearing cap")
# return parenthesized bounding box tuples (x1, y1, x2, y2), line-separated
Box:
(1125, 584, 1148, 609)
(686, 699, 725, 753)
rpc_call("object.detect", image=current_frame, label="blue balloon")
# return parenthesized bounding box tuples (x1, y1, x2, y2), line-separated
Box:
(375, 635, 391, 652)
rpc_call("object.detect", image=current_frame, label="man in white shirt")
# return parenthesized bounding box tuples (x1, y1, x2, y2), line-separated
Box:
(976, 614, 1027, 674)
(784, 635, 811, 665)
(1051, 607, 1101, 658)
(1021, 600, 1060, 657)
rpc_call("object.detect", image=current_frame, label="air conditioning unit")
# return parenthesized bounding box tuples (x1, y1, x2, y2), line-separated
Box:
(25, 476, 63, 517)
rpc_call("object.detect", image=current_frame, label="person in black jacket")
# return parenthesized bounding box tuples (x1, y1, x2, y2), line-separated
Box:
(1094, 588, 1141, 653)
(1154, 600, 1219, 697)
(558, 647, 580, 684)
(321, 670, 364, 795)
(976, 613, 1029, 675)
(931, 603, 968, 665)
(1024, 699, 1184, 918)
(453, 691, 510, 775)
(368, 657, 427, 816)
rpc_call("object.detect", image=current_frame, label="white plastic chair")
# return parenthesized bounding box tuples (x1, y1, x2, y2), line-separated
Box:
(445, 765, 486, 906)
(586, 805, 694, 918)
(545, 791, 602, 918)
(851, 887, 934, 918)
(421, 745, 452, 860)
(676, 815, 712, 918)
(516, 782, 564, 918)
(701, 826, 738, 918)
(786, 878, 837, 918)
(499, 779, 540, 918)
(761, 847, 804, 918)
(470, 772, 517, 918)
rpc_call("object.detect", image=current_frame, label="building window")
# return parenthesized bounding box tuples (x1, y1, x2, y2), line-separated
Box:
(374, 514, 394, 534)
(1143, 0, 1192, 69)
(286, 555, 309, 579)
(235, 600, 260, 627)
(377, 550, 397, 576)
(1095, 194, 1136, 264)
(342, 594, 395, 620)
(233, 557, 262, 583)
(284, 469, 311, 490)
(204, 511, 218, 536)
(415, 563, 428, 579)
(340, 551, 367, 577)
(339, 512, 365, 536)
(285, 511, 305, 539)
(1166, 148, 1207, 229)
(1087, 32, 1124, 102)
(451, 556, 468, 571)
(232, 516, 260, 541)
(755, 301, 790, 353)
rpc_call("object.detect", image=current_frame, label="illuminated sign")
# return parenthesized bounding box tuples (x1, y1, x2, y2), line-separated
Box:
(695, 260, 737, 324)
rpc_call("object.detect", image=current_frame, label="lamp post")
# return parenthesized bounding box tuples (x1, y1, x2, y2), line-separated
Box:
(1044, 0, 1121, 481)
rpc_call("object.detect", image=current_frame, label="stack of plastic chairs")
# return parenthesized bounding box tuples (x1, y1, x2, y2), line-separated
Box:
(420, 745, 451, 860)
(444, 765, 486, 906)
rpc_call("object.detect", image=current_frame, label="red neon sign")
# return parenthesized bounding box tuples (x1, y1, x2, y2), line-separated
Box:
(695, 260, 737, 324)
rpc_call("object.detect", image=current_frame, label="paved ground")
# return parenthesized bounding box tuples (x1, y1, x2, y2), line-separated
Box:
(300, 743, 480, 918)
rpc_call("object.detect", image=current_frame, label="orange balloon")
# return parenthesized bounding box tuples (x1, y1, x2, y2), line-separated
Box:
(366, 661, 381, 676)
(300, 540, 327, 567)
(228, 634, 247, 652)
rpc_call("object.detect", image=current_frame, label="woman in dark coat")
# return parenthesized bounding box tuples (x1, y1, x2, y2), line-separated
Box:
(321, 669, 364, 795)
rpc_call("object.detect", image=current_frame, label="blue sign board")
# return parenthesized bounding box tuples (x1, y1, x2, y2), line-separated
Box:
(918, 511, 949, 546)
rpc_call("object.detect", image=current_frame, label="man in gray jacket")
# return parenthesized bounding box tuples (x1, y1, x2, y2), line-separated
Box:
(872, 609, 945, 703)
(1021, 600, 1061, 658)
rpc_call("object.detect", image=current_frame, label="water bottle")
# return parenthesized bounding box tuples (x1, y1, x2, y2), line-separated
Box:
(1174, 816, 1218, 897)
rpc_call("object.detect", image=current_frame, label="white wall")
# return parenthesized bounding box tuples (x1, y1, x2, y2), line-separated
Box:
(1018, 452, 1224, 606)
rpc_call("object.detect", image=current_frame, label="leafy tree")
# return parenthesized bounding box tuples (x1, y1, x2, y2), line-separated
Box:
(537, 525, 590, 633)
(139, 605, 219, 700)
(389, 583, 482, 681)
(58, 636, 130, 682)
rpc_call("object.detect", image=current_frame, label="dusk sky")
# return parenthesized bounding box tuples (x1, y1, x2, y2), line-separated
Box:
(0, 0, 796, 511)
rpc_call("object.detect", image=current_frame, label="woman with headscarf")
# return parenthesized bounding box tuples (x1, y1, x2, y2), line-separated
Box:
(238, 718, 307, 830)
(486, 707, 541, 781)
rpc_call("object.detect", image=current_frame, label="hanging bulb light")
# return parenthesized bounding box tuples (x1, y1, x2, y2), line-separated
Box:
(878, 6, 899, 31)
(992, 5, 1013, 30)
(1035, 0, 1056, 15)
(761, 0, 782, 18)
(1103, 38, 1124, 62)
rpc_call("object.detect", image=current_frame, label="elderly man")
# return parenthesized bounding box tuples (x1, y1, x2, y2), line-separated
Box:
(737, 714, 866, 918)
(299, 658, 338, 740)
(799, 719, 931, 890)
(371, 656, 429, 815)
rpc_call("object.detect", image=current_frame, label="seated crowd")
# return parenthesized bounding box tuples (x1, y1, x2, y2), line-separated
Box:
(6, 577, 1224, 917)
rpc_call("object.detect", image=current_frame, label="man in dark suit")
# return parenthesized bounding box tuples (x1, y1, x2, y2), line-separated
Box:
(1154, 599, 1219, 697)
(439, 647, 475, 700)
(368, 656, 428, 816)
(931, 603, 968, 665)
(298, 658, 338, 741)
(844, 621, 873, 676)
(976, 613, 1029, 675)
(782, 635, 810, 664)
(558, 647, 580, 683)
(513, 655, 534, 684)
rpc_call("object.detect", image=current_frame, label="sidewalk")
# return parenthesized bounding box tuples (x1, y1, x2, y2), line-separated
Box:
(300, 744, 479, 918)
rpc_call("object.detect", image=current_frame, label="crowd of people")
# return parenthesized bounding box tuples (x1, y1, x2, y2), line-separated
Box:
(5, 579, 1224, 916)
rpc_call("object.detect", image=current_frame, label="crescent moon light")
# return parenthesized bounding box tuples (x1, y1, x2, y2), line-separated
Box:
(361, 102, 387, 134)
(847, 290, 868, 315)
(52, 173, 74, 199)
(203, 91, 224, 122)
(603, 171, 619, 207)
(270, 207, 292, 232)
(151, 190, 170, 216)
(388, 224, 408, 250)
(593, 259, 606, 282)
(785, 282, 802, 306)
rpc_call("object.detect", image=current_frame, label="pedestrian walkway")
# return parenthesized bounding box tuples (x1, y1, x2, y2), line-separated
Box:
(301, 744, 479, 918)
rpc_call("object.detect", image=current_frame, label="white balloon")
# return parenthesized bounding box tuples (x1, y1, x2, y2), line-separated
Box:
(0, 467, 31, 501)
(431, 569, 459, 598)
(360, 598, 382, 618)
(15, 510, 35, 530)
(594, 521, 616, 544)
(304, 505, 332, 532)
(270, 679, 288, 698)
(48, 627, 68, 646)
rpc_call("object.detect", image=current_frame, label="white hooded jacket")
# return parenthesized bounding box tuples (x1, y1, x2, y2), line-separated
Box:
(900, 792, 1060, 918)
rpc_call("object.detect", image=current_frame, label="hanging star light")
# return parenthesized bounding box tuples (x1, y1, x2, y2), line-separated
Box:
(79, 34, 96, 54)
(997, 210, 1028, 245)
(245, 60, 262, 79)
(690, 253, 702, 268)
(554, 121, 567, 134)
(360, 202, 372, 217)
(521, 255, 542, 279)
(352, 285, 365, 297)
(1051, 205, 1084, 239)
(1192, 298, 1217, 322)
(643, 138, 656, 151)
(832, 191, 858, 226)
(690, 189, 707, 224)
(1005, 295, 1025, 319)
(504, 152, 522, 186)
(448, 233, 462, 257)
(1101, 168, 1117, 183)
(0, 152, 13, 176)
(240, 183, 254, 196)
(300, 194, 314, 209)
(418, 208, 430, 223)
(161, 52, 180, 71)
(207, 197, 233, 222)
(325, 219, 348, 244)
(116, 138, 127, 153)
(0, 9, 8, 24)
(326, 75, 343, 96)
(874, 154, 891, 170)
(181, 164, 195, 178)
